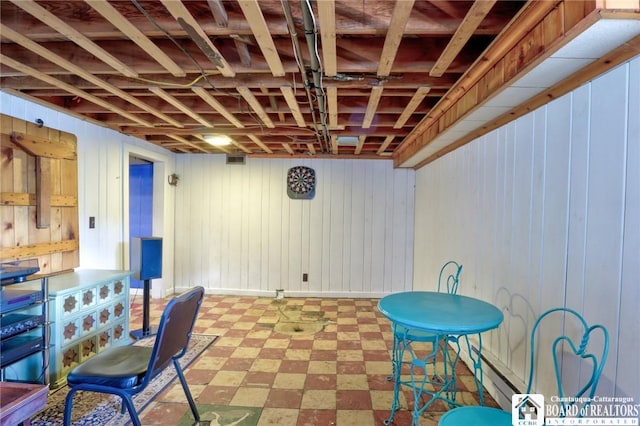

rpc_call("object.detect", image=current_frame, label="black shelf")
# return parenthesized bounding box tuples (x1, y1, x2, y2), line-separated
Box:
(0, 271, 49, 385)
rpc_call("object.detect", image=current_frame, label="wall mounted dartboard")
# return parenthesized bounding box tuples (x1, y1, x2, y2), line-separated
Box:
(287, 166, 316, 200)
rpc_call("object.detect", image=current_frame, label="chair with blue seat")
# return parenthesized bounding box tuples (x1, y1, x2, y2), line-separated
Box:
(63, 286, 205, 426)
(386, 261, 463, 424)
(438, 307, 609, 426)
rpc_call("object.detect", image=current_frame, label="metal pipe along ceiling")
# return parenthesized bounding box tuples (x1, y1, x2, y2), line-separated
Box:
(299, 0, 330, 153)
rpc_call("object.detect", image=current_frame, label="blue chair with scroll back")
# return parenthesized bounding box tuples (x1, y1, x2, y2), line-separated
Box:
(63, 286, 205, 426)
(438, 307, 609, 426)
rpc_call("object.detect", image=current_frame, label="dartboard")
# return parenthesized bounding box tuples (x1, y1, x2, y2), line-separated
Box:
(287, 166, 316, 199)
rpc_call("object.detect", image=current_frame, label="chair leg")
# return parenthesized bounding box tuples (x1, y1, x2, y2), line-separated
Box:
(119, 394, 142, 426)
(63, 388, 77, 426)
(174, 359, 200, 422)
(65, 388, 140, 426)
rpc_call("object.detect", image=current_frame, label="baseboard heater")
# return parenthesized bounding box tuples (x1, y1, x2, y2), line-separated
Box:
(456, 339, 525, 410)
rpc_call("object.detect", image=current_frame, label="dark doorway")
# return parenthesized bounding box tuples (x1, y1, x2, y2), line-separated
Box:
(129, 159, 153, 289)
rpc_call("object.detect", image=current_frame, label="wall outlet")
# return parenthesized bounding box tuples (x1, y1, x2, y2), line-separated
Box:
(89, 216, 95, 229)
(303, 273, 308, 282)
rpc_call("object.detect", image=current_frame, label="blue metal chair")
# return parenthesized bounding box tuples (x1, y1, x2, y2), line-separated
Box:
(63, 286, 205, 426)
(438, 307, 610, 426)
(386, 261, 463, 424)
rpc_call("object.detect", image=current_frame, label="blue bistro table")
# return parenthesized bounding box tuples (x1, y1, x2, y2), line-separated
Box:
(378, 291, 503, 426)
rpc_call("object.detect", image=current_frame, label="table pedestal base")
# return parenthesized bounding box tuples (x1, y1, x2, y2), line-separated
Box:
(385, 327, 487, 426)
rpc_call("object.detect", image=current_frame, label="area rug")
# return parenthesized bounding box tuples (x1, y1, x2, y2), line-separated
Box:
(177, 404, 262, 426)
(31, 334, 217, 426)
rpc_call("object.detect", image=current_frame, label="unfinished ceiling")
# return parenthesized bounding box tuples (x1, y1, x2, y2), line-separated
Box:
(0, 1, 639, 166)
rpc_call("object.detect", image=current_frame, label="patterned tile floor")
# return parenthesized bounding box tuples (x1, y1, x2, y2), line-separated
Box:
(128, 294, 500, 425)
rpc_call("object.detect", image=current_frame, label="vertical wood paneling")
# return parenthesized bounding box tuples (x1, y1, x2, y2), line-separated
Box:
(413, 56, 640, 400)
(583, 64, 628, 397)
(618, 58, 640, 400)
(173, 157, 414, 297)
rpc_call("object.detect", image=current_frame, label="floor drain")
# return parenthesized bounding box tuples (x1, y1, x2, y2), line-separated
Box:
(273, 322, 325, 335)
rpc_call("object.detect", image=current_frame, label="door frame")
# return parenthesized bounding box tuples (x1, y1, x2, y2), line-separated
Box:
(122, 145, 174, 299)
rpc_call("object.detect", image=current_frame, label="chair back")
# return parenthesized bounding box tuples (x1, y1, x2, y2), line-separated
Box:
(143, 286, 204, 385)
(526, 307, 609, 414)
(437, 261, 463, 294)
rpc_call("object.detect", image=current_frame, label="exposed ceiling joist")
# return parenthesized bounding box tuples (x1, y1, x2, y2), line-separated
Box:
(362, 86, 384, 129)
(430, 0, 498, 77)
(317, 0, 337, 77)
(149, 86, 213, 127)
(0, 23, 182, 128)
(191, 87, 245, 128)
(237, 0, 285, 77)
(237, 86, 275, 128)
(280, 86, 306, 127)
(85, 0, 186, 77)
(0, 54, 151, 127)
(160, 0, 235, 77)
(9, 0, 138, 78)
(377, 0, 416, 76)
(1, 0, 637, 161)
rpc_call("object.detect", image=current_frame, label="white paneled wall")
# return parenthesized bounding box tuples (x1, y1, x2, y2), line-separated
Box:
(173, 155, 415, 297)
(0, 92, 176, 296)
(414, 57, 640, 401)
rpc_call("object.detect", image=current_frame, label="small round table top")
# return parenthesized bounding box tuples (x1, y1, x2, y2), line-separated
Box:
(378, 291, 503, 334)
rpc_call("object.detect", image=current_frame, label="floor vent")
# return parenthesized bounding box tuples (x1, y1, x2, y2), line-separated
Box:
(226, 154, 246, 165)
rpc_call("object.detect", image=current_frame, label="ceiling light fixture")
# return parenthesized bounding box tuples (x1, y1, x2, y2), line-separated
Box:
(204, 135, 232, 146)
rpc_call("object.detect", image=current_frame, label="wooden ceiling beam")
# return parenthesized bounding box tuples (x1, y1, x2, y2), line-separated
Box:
(0, 23, 183, 129)
(237, 86, 275, 128)
(377, 0, 416, 76)
(191, 87, 245, 128)
(330, 135, 338, 155)
(307, 143, 316, 155)
(0, 54, 151, 127)
(167, 135, 211, 153)
(394, 0, 595, 167)
(355, 136, 366, 155)
(232, 36, 253, 68)
(280, 87, 306, 128)
(0, 72, 459, 90)
(317, 0, 337, 77)
(393, 86, 431, 129)
(160, 0, 235, 77)
(207, 0, 228, 25)
(8, 0, 138, 78)
(430, 0, 498, 77)
(415, 32, 640, 169)
(327, 87, 342, 129)
(237, 0, 285, 77)
(376, 135, 396, 155)
(248, 134, 274, 154)
(362, 86, 384, 129)
(85, 0, 186, 78)
(149, 87, 213, 127)
(205, 0, 252, 67)
(282, 143, 295, 155)
(118, 124, 409, 137)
